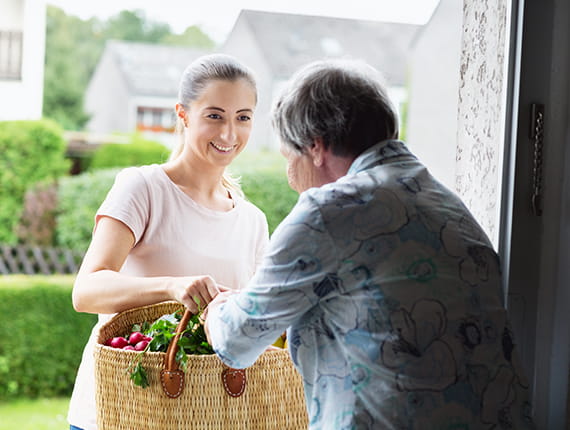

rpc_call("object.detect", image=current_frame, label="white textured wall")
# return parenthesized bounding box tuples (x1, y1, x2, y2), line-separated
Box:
(456, 0, 509, 246)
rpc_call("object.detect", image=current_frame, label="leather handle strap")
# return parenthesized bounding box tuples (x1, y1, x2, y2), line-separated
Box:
(160, 308, 192, 398)
(164, 309, 192, 372)
(160, 307, 247, 398)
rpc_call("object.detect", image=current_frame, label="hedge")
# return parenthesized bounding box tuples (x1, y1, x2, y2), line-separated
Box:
(55, 168, 120, 252)
(55, 151, 299, 252)
(0, 275, 97, 400)
(89, 134, 171, 170)
(0, 120, 70, 244)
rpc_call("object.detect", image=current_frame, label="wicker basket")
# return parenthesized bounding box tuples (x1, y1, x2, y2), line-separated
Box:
(94, 301, 309, 429)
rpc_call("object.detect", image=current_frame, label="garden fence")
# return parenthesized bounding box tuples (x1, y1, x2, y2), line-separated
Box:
(0, 244, 84, 275)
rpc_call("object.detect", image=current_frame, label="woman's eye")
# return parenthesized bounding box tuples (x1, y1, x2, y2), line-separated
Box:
(207, 113, 222, 119)
(238, 115, 251, 122)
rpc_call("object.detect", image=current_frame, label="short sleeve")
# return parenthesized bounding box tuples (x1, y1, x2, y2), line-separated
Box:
(95, 167, 150, 245)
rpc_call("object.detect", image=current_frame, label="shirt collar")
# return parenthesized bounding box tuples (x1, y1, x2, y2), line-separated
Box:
(348, 140, 415, 175)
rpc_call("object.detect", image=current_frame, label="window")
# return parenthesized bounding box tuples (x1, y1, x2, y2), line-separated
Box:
(0, 31, 23, 80)
(136, 106, 175, 132)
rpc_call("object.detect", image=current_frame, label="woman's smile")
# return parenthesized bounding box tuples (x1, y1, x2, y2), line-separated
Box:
(210, 141, 236, 153)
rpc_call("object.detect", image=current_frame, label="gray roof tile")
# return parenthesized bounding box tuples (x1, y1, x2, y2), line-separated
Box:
(231, 10, 421, 85)
(106, 40, 208, 97)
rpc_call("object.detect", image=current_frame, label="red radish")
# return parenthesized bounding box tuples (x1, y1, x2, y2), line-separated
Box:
(134, 340, 149, 351)
(128, 332, 145, 345)
(123, 345, 136, 351)
(143, 335, 153, 342)
(109, 337, 129, 349)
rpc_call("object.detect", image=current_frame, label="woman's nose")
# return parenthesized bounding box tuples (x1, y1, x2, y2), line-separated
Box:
(220, 121, 236, 143)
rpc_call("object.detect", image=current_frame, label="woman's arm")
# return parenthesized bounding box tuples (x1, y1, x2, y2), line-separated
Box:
(72, 216, 221, 314)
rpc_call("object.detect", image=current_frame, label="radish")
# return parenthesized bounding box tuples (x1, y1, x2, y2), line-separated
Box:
(128, 331, 145, 345)
(134, 340, 149, 351)
(123, 345, 136, 351)
(109, 336, 129, 349)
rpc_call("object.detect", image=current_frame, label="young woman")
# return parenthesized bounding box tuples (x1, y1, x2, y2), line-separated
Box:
(67, 54, 269, 430)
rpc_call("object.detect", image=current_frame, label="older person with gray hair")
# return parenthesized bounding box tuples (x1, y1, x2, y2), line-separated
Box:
(205, 59, 535, 429)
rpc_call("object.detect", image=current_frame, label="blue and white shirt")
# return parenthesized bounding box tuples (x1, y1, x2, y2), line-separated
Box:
(209, 140, 535, 429)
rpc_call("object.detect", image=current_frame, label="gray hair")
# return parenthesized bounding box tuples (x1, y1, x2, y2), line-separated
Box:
(271, 59, 399, 158)
(170, 54, 257, 197)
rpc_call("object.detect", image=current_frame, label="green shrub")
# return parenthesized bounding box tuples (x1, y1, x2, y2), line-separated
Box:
(16, 180, 59, 246)
(55, 168, 119, 252)
(0, 120, 70, 244)
(240, 172, 298, 234)
(0, 275, 97, 400)
(230, 150, 298, 234)
(90, 134, 170, 170)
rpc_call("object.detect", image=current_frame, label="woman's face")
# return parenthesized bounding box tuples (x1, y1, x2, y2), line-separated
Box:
(280, 142, 317, 193)
(182, 78, 256, 167)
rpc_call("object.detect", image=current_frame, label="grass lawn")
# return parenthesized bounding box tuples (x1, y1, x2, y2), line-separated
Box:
(0, 397, 69, 430)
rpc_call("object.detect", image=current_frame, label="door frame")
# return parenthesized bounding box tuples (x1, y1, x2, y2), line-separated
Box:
(500, 0, 570, 427)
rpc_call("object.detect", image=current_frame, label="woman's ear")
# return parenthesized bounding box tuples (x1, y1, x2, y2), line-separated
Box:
(175, 104, 188, 127)
(308, 137, 326, 167)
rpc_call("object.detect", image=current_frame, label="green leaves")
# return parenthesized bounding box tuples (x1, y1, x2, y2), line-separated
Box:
(129, 362, 149, 389)
(128, 311, 213, 388)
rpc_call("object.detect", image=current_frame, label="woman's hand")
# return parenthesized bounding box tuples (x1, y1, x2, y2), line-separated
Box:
(169, 275, 227, 313)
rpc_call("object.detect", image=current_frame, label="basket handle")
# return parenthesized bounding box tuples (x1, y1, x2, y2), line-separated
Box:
(160, 308, 192, 398)
(160, 308, 247, 398)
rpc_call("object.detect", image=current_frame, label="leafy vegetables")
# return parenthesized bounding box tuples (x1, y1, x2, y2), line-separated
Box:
(127, 310, 213, 388)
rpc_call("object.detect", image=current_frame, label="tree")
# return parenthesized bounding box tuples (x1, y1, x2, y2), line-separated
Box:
(43, 6, 102, 129)
(104, 10, 171, 43)
(161, 26, 216, 49)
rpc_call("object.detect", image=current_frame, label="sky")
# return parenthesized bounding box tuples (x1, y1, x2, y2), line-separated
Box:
(46, 0, 441, 44)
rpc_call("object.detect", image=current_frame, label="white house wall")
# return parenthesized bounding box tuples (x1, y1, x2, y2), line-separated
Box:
(0, 0, 45, 120)
(0, 0, 23, 27)
(406, 0, 463, 192)
(85, 47, 130, 134)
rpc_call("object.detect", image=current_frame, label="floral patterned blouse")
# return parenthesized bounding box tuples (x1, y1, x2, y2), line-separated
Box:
(208, 140, 535, 430)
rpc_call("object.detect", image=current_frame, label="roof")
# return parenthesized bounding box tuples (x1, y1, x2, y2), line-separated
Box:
(228, 10, 421, 86)
(105, 40, 209, 97)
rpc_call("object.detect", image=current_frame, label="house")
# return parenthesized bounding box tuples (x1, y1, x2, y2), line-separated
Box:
(0, 0, 46, 120)
(84, 41, 208, 147)
(220, 10, 421, 149)
(405, 0, 463, 191)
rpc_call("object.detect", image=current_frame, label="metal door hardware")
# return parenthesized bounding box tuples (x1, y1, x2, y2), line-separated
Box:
(529, 103, 544, 216)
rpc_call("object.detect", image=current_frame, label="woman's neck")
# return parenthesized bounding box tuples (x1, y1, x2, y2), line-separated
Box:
(162, 156, 233, 211)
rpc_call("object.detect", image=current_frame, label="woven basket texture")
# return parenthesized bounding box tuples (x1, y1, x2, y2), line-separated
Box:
(94, 301, 309, 429)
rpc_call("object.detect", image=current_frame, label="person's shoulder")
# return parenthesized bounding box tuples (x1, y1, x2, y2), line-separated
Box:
(112, 165, 165, 195)
(238, 197, 268, 221)
(118, 164, 165, 183)
(302, 176, 358, 207)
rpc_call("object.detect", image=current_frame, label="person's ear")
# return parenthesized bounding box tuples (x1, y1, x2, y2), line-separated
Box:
(308, 137, 326, 167)
(175, 103, 188, 127)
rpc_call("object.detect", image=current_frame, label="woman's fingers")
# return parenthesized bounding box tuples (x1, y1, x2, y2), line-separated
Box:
(184, 276, 223, 312)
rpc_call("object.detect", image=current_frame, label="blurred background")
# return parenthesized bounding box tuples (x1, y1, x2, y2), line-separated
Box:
(0, 1, 463, 428)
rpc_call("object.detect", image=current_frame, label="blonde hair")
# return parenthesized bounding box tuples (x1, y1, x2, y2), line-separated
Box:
(170, 54, 258, 198)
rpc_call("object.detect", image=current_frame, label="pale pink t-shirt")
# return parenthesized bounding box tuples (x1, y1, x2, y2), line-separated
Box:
(68, 164, 269, 430)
